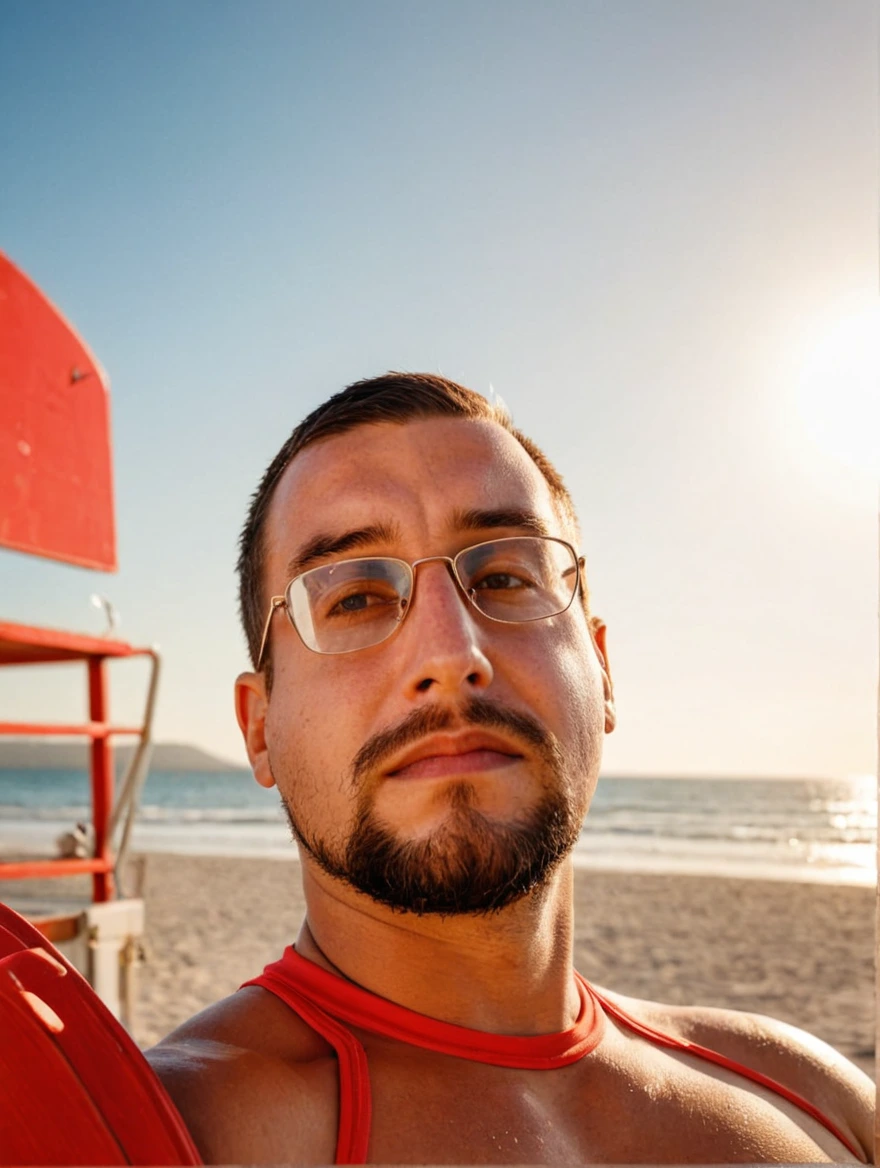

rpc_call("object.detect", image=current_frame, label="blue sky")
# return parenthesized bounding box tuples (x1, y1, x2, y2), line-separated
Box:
(1, 0, 877, 777)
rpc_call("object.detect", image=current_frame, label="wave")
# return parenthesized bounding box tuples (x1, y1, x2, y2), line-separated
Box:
(136, 805, 286, 824)
(0, 802, 873, 844)
(0, 803, 286, 825)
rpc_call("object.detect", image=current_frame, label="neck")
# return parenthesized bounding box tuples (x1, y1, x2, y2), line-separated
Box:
(296, 857, 578, 1035)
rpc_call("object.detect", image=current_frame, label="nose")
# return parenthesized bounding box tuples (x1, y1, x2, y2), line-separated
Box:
(399, 558, 494, 697)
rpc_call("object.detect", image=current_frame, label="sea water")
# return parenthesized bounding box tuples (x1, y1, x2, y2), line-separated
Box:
(0, 769, 874, 885)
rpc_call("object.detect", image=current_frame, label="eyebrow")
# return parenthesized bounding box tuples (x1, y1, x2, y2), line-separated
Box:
(285, 508, 553, 581)
(286, 522, 400, 579)
(450, 507, 554, 538)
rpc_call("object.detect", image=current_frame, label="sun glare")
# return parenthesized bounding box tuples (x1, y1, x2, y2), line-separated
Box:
(796, 304, 880, 477)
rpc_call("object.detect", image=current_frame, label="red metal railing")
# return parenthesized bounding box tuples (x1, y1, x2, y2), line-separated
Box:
(0, 621, 158, 902)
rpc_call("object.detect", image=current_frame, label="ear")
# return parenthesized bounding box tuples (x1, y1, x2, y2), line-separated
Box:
(235, 671, 276, 789)
(588, 617, 616, 734)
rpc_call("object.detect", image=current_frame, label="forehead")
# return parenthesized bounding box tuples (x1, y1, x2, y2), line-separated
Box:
(264, 417, 565, 573)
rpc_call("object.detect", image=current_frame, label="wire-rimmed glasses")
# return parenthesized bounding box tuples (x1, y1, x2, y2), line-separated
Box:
(256, 535, 582, 665)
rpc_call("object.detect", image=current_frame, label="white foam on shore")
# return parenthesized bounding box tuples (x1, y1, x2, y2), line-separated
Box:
(0, 819, 874, 888)
(568, 849, 876, 886)
(127, 841, 876, 886)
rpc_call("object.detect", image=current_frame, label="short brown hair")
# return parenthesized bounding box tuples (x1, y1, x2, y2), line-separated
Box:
(237, 372, 580, 668)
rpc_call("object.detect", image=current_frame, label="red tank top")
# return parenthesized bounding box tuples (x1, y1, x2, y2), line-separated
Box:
(245, 948, 862, 1164)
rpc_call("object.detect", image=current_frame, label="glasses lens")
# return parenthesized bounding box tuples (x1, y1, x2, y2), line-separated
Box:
(455, 537, 578, 623)
(289, 558, 412, 654)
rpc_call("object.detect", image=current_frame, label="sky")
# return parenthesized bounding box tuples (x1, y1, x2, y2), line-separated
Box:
(1, 0, 877, 778)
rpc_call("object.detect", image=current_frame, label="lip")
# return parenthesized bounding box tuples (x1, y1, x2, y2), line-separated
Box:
(385, 731, 524, 780)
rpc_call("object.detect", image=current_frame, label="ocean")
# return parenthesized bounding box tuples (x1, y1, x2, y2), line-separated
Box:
(0, 769, 874, 886)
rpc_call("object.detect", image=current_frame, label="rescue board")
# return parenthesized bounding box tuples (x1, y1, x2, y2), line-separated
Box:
(0, 900, 202, 1166)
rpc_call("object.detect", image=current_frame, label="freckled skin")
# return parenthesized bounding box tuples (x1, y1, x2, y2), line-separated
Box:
(147, 417, 873, 1166)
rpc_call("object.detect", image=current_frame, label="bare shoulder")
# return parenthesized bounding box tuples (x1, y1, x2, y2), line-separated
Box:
(146, 986, 338, 1165)
(596, 985, 874, 1161)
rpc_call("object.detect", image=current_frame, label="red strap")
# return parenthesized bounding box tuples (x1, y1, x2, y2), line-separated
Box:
(591, 988, 864, 1161)
(258, 948, 605, 1069)
(248, 968, 371, 1165)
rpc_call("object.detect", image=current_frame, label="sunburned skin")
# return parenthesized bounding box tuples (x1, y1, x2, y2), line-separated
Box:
(146, 410, 874, 1165)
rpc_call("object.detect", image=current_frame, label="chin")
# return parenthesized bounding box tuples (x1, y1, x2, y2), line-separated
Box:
(291, 783, 583, 917)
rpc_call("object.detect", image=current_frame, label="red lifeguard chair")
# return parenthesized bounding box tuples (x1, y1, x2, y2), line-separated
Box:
(0, 251, 160, 1016)
(0, 254, 201, 1165)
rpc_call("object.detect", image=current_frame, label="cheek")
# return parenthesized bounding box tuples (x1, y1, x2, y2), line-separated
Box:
(268, 656, 340, 753)
(264, 674, 342, 816)
(264, 659, 375, 826)
(541, 622, 607, 768)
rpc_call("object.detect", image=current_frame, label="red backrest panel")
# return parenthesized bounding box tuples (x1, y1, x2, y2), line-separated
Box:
(0, 252, 116, 570)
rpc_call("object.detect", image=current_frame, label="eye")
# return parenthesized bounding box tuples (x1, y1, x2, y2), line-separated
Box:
(338, 593, 370, 612)
(325, 584, 400, 618)
(473, 571, 529, 591)
(470, 562, 541, 592)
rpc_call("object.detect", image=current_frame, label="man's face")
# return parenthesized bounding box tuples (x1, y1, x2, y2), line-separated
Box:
(238, 417, 614, 914)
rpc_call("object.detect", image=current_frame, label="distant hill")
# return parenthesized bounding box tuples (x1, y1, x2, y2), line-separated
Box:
(0, 740, 249, 773)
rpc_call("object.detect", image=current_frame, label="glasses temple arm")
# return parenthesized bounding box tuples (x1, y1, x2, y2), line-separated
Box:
(255, 596, 286, 671)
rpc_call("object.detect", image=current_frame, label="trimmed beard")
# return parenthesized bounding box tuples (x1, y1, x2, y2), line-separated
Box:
(278, 697, 587, 916)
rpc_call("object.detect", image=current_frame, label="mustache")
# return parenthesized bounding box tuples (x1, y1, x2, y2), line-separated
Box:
(351, 697, 560, 785)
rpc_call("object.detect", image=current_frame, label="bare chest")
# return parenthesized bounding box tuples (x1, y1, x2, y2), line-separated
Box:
(365, 1042, 852, 1165)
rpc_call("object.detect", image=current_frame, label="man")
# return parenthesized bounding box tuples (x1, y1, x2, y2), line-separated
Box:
(148, 373, 873, 1164)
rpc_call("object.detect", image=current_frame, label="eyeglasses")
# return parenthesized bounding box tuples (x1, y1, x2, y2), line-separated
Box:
(256, 535, 582, 665)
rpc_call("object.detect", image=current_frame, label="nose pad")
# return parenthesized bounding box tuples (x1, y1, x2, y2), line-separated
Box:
(443, 558, 474, 607)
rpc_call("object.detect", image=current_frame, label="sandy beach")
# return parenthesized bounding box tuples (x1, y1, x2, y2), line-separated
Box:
(127, 853, 875, 1077)
(0, 852, 873, 1077)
